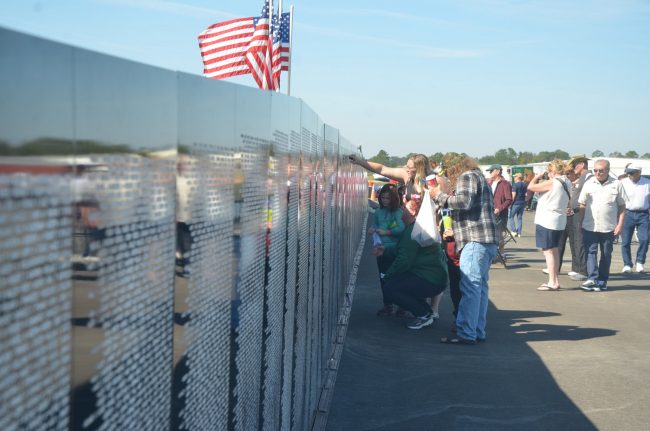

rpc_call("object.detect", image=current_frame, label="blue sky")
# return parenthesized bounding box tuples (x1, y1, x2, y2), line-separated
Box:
(1, 0, 649, 158)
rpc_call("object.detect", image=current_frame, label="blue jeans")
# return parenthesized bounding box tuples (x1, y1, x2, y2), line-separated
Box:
(508, 203, 525, 235)
(621, 210, 649, 267)
(456, 242, 497, 341)
(582, 229, 614, 283)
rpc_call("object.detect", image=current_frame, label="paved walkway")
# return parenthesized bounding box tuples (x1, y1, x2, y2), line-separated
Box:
(326, 209, 650, 431)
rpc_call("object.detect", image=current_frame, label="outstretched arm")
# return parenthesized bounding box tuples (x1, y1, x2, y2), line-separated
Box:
(348, 154, 407, 183)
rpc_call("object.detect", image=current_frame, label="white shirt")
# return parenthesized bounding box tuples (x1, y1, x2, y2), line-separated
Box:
(534, 176, 570, 230)
(491, 178, 499, 194)
(621, 176, 650, 211)
(578, 177, 627, 232)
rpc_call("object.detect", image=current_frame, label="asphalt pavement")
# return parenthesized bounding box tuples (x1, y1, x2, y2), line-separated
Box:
(326, 208, 650, 431)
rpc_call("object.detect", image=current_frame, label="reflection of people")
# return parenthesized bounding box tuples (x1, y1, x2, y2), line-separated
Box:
(370, 184, 405, 316)
(578, 159, 627, 291)
(176, 158, 192, 268)
(381, 198, 448, 330)
(619, 164, 649, 274)
(71, 165, 104, 259)
(430, 154, 498, 345)
(527, 160, 571, 291)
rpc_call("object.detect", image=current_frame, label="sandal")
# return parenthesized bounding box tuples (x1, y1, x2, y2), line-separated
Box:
(537, 284, 561, 291)
(440, 336, 477, 345)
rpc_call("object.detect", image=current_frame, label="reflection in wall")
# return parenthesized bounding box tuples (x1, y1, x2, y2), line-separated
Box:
(0, 27, 367, 430)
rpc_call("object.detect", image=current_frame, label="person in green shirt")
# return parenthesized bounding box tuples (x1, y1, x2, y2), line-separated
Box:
(382, 201, 449, 330)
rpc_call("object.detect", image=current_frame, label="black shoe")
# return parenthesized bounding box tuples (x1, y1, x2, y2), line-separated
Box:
(407, 313, 434, 329)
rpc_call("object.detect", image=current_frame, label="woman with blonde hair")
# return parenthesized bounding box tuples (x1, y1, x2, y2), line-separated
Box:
(349, 152, 445, 318)
(528, 159, 571, 291)
(348, 153, 432, 199)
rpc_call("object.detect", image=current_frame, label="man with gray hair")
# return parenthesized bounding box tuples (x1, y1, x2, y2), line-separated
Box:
(619, 163, 650, 273)
(578, 159, 627, 291)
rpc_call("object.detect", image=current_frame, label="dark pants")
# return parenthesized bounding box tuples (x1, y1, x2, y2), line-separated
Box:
(496, 214, 509, 251)
(377, 252, 396, 306)
(558, 210, 587, 275)
(447, 262, 461, 317)
(583, 229, 614, 283)
(177, 222, 193, 258)
(383, 273, 446, 317)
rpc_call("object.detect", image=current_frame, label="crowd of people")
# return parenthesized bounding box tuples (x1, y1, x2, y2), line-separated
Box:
(349, 152, 650, 345)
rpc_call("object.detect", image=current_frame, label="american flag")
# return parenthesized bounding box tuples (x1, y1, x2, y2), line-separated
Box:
(271, 12, 290, 90)
(198, 17, 255, 79)
(246, 0, 273, 90)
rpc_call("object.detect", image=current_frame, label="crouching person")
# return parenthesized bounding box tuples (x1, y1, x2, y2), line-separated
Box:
(382, 200, 449, 330)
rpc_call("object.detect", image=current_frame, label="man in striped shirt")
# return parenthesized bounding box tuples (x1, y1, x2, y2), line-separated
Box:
(429, 155, 499, 345)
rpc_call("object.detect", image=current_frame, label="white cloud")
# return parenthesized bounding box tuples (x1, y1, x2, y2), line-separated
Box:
(457, 0, 650, 22)
(95, 0, 236, 19)
(302, 7, 459, 27)
(297, 22, 489, 59)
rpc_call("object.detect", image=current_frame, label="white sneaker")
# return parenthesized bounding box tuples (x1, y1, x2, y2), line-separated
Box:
(542, 268, 549, 274)
(568, 271, 577, 276)
(622, 265, 632, 274)
(636, 263, 645, 273)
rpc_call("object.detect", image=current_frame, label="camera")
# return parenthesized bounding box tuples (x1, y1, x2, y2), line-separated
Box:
(542, 172, 549, 180)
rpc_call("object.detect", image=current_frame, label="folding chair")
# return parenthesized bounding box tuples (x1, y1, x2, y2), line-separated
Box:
(494, 217, 516, 268)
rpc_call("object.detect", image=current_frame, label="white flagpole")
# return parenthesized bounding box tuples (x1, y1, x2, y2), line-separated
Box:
(287, 5, 294, 96)
(268, 0, 274, 91)
(277, 0, 283, 93)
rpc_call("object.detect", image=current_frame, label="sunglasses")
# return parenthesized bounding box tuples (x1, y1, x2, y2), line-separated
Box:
(593, 169, 608, 173)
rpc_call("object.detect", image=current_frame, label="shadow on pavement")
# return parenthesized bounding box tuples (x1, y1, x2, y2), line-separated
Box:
(326, 215, 610, 431)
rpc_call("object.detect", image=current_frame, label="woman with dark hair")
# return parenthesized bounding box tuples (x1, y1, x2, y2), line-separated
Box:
(381, 197, 448, 329)
(369, 184, 405, 316)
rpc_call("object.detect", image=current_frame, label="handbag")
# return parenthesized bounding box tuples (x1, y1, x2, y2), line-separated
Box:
(411, 195, 442, 246)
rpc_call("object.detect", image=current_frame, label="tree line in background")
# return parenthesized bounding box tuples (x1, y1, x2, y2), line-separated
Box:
(368, 148, 650, 167)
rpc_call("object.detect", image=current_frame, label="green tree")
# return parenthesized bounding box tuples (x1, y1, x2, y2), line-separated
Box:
(533, 151, 552, 162)
(609, 151, 623, 157)
(389, 155, 407, 167)
(478, 155, 496, 164)
(592, 150, 604, 157)
(641, 153, 650, 159)
(369, 149, 390, 165)
(517, 152, 535, 164)
(625, 150, 639, 158)
(551, 150, 570, 160)
(429, 152, 444, 164)
(493, 148, 518, 164)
